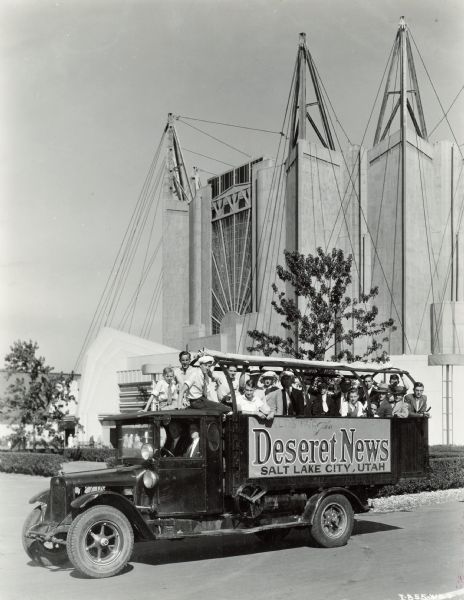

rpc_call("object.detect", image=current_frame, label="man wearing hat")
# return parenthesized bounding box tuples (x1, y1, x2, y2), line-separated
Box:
(388, 373, 409, 399)
(306, 378, 340, 417)
(376, 383, 394, 418)
(266, 371, 305, 417)
(179, 355, 230, 415)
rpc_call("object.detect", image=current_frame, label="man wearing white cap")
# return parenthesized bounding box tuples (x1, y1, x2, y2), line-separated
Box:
(179, 355, 230, 414)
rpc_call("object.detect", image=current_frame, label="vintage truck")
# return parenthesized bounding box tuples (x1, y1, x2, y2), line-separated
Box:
(22, 351, 429, 578)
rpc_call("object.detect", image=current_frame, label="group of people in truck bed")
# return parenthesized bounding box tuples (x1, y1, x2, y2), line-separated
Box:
(142, 351, 430, 419)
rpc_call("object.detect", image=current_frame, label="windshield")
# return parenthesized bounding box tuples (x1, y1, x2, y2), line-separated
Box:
(117, 417, 204, 460)
(118, 423, 154, 459)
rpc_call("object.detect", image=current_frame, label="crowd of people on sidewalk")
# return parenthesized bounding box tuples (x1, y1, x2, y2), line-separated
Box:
(142, 351, 431, 419)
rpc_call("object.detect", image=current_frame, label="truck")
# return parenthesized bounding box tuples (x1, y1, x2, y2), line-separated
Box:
(22, 350, 429, 578)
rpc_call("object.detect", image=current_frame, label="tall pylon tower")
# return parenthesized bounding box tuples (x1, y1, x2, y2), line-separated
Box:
(371, 18, 428, 354)
(368, 16, 464, 373)
(161, 114, 191, 349)
(285, 33, 369, 355)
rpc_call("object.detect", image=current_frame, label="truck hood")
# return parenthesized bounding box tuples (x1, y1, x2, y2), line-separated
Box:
(61, 465, 142, 487)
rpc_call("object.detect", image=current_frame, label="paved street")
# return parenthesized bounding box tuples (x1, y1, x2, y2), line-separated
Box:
(0, 473, 463, 600)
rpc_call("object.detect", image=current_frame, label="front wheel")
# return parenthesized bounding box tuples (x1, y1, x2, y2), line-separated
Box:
(309, 494, 354, 548)
(22, 505, 69, 567)
(66, 505, 134, 578)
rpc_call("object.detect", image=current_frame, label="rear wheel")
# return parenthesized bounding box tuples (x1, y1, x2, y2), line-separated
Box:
(66, 505, 134, 579)
(309, 494, 354, 548)
(22, 505, 69, 567)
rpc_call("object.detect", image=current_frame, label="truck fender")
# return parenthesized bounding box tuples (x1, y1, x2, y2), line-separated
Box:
(28, 489, 50, 505)
(302, 487, 369, 524)
(71, 491, 155, 541)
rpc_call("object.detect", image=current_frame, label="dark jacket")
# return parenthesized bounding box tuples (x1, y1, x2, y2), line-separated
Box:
(266, 387, 305, 416)
(377, 398, 393, 418)
(306, 391, 340, 417)
(164, 434, 190, 457)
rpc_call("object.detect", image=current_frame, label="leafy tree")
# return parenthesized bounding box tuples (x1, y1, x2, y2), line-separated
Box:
(248, 247, 395, 362)
(1, 340, 75, 450)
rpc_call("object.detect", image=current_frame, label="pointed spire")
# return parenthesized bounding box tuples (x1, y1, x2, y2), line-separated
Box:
(373, 17, 427, 146)
(167, 113, 193, 203)
(289, 33, 335, 150)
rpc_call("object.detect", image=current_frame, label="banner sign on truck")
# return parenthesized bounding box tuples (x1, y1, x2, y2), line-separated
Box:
(248, 417, 391, 478)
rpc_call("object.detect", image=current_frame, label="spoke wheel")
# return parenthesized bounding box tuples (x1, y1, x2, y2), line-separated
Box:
(22, 506, 69, 567)
(67, 505, 133, 578)
(309, 494, 354, 548)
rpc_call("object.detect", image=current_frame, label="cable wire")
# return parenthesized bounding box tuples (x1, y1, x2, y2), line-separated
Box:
(175, 114, 284, 136)
(178, 119, 252, 158)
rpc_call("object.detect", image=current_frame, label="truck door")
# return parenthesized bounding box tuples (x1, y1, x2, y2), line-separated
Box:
(157, 416, 207, 515)
(204, 417, 223, 513)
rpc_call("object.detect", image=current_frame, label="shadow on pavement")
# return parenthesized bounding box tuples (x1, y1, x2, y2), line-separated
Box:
(69, 564, 134, 579)
(27, 518, 402, 576)
(131, 517, 402, 568)
(352, 519, 401, 535)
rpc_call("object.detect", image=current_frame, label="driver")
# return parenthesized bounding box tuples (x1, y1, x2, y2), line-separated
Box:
(163, 421, 189, 457)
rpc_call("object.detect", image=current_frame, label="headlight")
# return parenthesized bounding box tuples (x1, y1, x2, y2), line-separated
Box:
(141, 443, 154, 460)
(142, 469, 158, 489)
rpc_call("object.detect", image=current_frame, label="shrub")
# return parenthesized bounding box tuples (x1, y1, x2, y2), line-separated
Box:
(0, 451, 65, 477)
(63, 447, 116, 463)
(106, 455, 118, 468)
(428, 445, 464, 459)
(376, 457, 464, 497)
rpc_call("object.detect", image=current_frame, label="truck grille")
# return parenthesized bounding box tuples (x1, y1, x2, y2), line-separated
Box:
(48, 477, 69, 523)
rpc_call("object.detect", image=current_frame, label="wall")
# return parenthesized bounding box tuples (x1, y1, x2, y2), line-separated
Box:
(368, 131, 463, 356)
(162, 176, 190, 349)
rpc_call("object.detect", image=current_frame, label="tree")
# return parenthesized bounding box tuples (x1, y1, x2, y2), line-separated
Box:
(1, 340, 75, 449)
(247, 247, 395, 362)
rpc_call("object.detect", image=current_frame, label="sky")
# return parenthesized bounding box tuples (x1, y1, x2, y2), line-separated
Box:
(1, 0, 463, 372)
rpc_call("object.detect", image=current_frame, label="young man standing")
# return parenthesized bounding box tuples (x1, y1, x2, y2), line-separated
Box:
(173, 351, 196, 397)
(404, 382, 430, 418)
(179, 355, 230, 414)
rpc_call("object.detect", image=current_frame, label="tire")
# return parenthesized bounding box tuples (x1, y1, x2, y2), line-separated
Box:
(309, 494, 354, 548)
(255, 528, 290, 544)
(66, 505, 134, 579)
(22, 506, 69, 567)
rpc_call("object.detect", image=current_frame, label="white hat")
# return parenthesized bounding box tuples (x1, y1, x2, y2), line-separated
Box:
(260, 370, 277, 380)
(197, 355, 215, 365)
(281, 370, 294, 378)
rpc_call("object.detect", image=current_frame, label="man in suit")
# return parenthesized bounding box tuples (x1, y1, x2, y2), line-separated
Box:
(163, 421, 190, 457)
(305, 379, 338, 417)
(377, 383, 394, 418)
(358, 374, 379, 403)
(184, 424, 201, 458)
(358, 374, 380, 417)
(329, 377, 353, 417)
(266, 371, 304, 417)
(404, 382, 430, 418)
